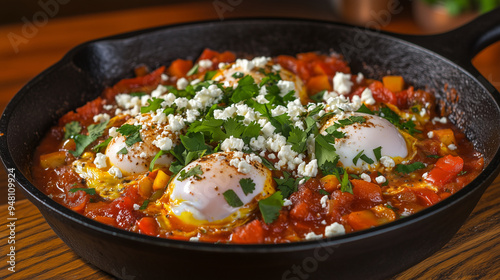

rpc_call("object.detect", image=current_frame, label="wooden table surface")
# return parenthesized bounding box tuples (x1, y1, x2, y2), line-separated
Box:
(0, 2, 499, 279)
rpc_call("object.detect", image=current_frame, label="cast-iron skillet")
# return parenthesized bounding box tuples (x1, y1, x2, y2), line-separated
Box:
(1, 9, 500, 280)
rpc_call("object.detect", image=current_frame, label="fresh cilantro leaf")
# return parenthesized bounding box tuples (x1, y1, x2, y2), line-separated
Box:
(319, 160, 340, 176)
(240, 178, 256, 195)
(353, 150, 364, 165)
(117, 147, 128, 155)
(356, 104, 374, 115)
(378, 106, 421, 135)
(177, 165, 203, 181)
(427, 154, 442, 159)
(64, 121, 82, 140)
(373, 146, 382, 162)
(69, 121, 109, 157)
(288, 127, 307, 153)
(223, 189, 244, 207)
(92, 137, 112, 153)
(340, 169, 353, 194)
(325, 126, 346, 138)
(259, 191, 283, 224)
(187, 64, 199, 76)
(260, 156, 276, 170)
(318, 189, 329, 196)
(458, 170, 467, 176)
(232, 72, 244, 79)
(274, 172, 299, 198)
(117, 124, 142, 146)
(242, 121, 262, 141)
(231, 75, 259, 103)
(310, 90, 326, 102)
(315, 134, 338, 168)
(149, 150, 166, 171)
(395, 162, 426, 174)
(169, 161, 184, 174)
(204, 70, 218, 81)
(163, 107, 175, 116)
(139, 199, 149, 210)
(181, 132, 209, 152)
(360, 154, 374, 164)
(69, 187, 96, 195)
(141, 97, 164, 114)
(268, 112, 292, 138)
(224, 118, 245, 138)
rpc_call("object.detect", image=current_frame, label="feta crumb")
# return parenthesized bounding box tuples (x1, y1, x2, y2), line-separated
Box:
(153, 137, 173, 151)
(151, 84, 167, 98)
(432, 116, 448, 124)
(427, 131, 434, 138)
(333, 72, 353, 95)
(360, 88, 375, 105)
(103, 104, 114, 110)
(268, 153, 276, 160)
(380, 156, 395, 168)
(176, 77, 189, 90)
(283, 199, 293, 207)
(360, 173, 371, 182)
(324, 222, 346, 237)
(189, 237, 200, 242)
(320, 195, 328, 208)
(109, 127, 118, 137)
(375, 175, 386, 184)
(321, 220, 327, 225)
(221, 136, 245, 152)
(448, 143, 457, 150)
(277, 80, 296, 97)
(297, 159, 318, 177)
(108, 166, 123, 178)
(93, 113, 110, 124)
(422, 172, 429, 179)
(133, 204, 141, 210)
(356, 72, 364, 84)
(93, 153, 108, 169)
(161, 74, 169, 81)
(198, 59, 213, 69)
(139, 152, 147, 159)
(304, 231, 323, 240)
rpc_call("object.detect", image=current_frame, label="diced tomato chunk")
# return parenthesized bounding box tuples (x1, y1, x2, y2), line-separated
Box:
(426, 155, 464, 188)
(351, 179, 383, 203)
(137, 217, 159, 236)
(306, 75, 332, 94)
(369, 81, 397, 105)
(232, 220, 264, 244)
(412, 188, 441, 207)
(168, 59, 193, 78)
(347, 210, 379, 231)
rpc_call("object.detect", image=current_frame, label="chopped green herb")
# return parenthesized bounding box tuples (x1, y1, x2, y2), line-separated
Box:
(232, 72, 244, 79)
(69, 120, 109, 157)
(240, 178, 256, 196)
(353, 150, 364, 165)
(274, 172, 301, 198)
(223, 189, 244, 207)
(141, 97, 165, 114)
(177, 165, 203, 181)
(395, 162, 426, 174)
(360, 154, 374, 164)
(92, 137, 112, 153)
(69, 187, 96, 195)
(318, 189, 329, 196)
(259, 191, 283, 224)
(187, 64, 199, 76)
(373, 146, 382, 162)
(340, 169, 353, 194)
(117, 147, 128, 155)
(117, 124, 142, 146)
(204, 70, 218, 81)
(139, 199, 149, 210)
(231, 75, 259, 103)
(310, 90, 326, 102)
(64, 121, 82, 140)
(149, 150, 165, 172)
(458, 170, 468, 176)
(129, 92, 147, 97)
(427, 154, 442, 159)
(356, 104, 374, 115)
(287, 127, 308, 153)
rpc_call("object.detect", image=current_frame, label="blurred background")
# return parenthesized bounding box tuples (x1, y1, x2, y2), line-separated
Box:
(1, 0, 500, 204)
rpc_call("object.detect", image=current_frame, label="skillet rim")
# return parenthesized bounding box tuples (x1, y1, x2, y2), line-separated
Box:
(1, 17, 500, 254)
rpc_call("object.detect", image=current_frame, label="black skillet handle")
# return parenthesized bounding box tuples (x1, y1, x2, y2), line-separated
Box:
(392, 8, 500, 72)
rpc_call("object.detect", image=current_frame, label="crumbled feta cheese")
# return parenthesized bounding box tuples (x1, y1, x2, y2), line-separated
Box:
(198, 59, 213, 69)
(324, 222, 345, 237)
(161, 74, 169, 81)
(108, 166, 123, 178)
(174, 97, 188, 108)
(333, 72, 353, 95)
(190, 79, 201, 86)
(103, 104, 114, 110)
(432, 116, 448, 124)
(271, 105, 287, 117)
(360, 173, 371, 182)
(277, 80, 296, 97)
(93, 113, 110, 123)
(422, 172, 429, 179)
(268, 153, 276, 160)
(109, 127, 118, 137)
(133, 204, 141, 210)
(189, 236, 200, 242)
(448, 143, 457, 150)
(252, 56, 270, 68)
(233, 59, 254, 72)
(185, 109, 200, 123)
(229, 158, 252, 174)
(297, 159, 318, 177)
(320, 195, 328, 208)
(380, 156, 395, 168)
(427, 131, 434, 138)
(250, 136, 266, 151)
(151, 84, 167, 98)
(360, 88, 375, 105)
(139, 152, 147, 159)
(283, 199, 293, 207)
(176, 77, 189, 90)
(221, 136, 245, 152)
(256, 94, 269, 104)
(153, 137, 173, 151)
(93, 153, 108, 169)
(356, 72, 364, 84)
(305, 232, 323, 240)
(375, 175, 386, 184)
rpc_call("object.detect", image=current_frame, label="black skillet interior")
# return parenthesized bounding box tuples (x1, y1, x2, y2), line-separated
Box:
(1, 13, 500, 280)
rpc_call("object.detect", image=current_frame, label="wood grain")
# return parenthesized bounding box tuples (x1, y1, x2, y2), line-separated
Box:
(0, 2, 499, 279)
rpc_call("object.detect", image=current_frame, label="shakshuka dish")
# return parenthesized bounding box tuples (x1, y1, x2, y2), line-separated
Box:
(32, 49, 484, 243)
